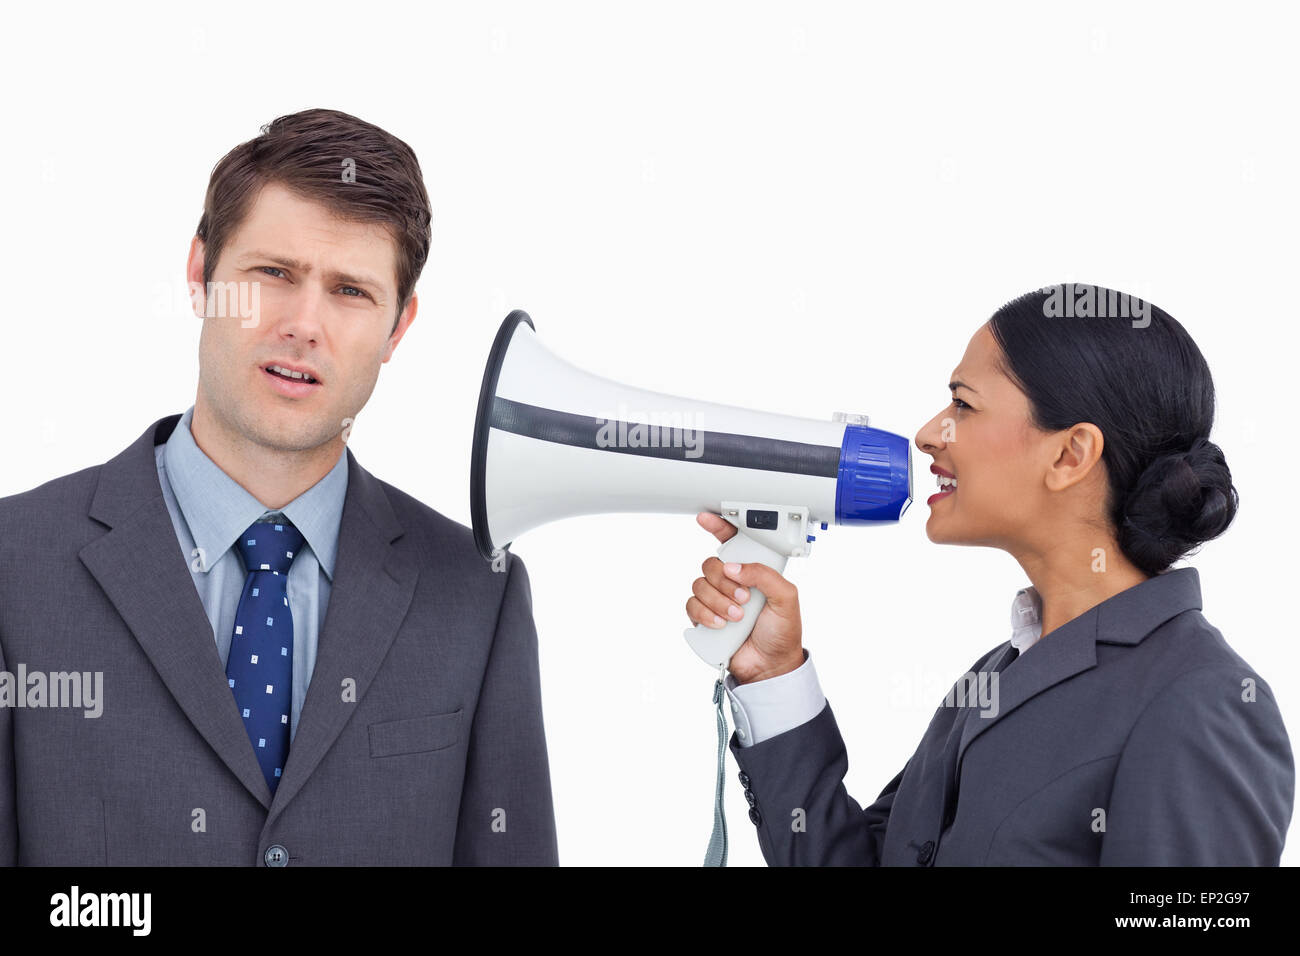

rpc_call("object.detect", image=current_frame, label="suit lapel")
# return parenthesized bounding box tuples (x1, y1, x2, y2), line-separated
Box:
(79, 416, 275, 809)
(79, 417, 422, 816)
(263, 447, 418, 823)
(953, 567, 1204, 781)
(954, 622, 1098, 780)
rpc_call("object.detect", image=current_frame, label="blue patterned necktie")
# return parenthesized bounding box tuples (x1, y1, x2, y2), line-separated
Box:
(226, 518, 304, 795)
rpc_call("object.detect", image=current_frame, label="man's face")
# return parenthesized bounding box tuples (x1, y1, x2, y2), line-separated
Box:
(187, 181, 415, 455)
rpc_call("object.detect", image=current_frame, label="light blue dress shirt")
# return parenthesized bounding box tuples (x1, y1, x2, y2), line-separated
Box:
(153, 405, 349, 744)
(726, 584, 1044, 746)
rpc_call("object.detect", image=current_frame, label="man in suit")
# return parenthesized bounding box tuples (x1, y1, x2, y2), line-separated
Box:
(0, 108, 558, 865)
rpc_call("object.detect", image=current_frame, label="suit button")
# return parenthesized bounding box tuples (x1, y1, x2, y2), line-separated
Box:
(738, 771, 751, 789)
(743, 789, 757, 807)
(264, 844, 289, 867)
(915, 840, 935, 865)
(749, 807, 762, 826)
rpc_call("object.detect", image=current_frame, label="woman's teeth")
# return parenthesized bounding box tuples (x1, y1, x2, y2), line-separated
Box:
(936, 475, 957, 491)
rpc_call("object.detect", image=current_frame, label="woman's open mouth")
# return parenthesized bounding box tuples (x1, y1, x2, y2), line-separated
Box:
(927, 475, 957, 506)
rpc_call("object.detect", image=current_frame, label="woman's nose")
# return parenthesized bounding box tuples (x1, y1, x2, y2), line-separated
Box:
(915, 417, 939, 454)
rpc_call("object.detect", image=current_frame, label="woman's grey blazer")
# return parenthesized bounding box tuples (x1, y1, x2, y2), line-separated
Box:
(729, 567, 1294, 865)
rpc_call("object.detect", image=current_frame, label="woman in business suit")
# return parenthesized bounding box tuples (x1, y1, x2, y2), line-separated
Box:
(686, 284, 1294, 865)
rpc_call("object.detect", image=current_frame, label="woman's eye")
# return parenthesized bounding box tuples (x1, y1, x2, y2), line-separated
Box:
(952, 398, 970, 410)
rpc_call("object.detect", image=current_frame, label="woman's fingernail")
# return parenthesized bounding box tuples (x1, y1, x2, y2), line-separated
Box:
(712, 615, 725, 627)
(724, 562, 742, 576)
(727, 604, 743, 620)
(734, 587, 748, 603)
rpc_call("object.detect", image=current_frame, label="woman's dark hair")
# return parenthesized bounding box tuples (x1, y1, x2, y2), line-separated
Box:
(987, 284, 1238, 576)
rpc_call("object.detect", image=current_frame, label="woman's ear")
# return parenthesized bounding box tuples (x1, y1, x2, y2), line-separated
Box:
(1046, 423, 1104, 492)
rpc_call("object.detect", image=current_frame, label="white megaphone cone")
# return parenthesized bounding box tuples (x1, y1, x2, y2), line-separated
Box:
(471, 311, 912, 670)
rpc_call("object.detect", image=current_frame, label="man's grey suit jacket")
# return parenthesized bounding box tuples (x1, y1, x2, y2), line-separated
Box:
(730, 566, 1294, 865)
(0, 414, 558, 865)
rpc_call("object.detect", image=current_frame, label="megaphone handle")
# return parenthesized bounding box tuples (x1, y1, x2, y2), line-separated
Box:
(683, 532, 791, 671)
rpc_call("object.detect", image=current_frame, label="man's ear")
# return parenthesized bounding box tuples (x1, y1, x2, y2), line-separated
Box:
(186, 236, 206, 319)
(383, 292, 418, 363)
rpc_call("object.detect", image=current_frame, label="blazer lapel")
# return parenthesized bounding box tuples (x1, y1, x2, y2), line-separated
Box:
(953, 567, 1204, 780)
(263, 447, 418, 823)
(955, 622, 1098, 780)
(79, 415, 275, 809)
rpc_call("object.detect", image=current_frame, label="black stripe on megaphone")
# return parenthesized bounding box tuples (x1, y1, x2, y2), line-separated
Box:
(490, 397, 841, 478)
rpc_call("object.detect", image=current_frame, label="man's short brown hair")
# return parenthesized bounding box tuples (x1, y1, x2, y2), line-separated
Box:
(195, 108, 432, 334)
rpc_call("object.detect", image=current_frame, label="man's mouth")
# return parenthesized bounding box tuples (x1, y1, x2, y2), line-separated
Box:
(264, 364, 320, 385)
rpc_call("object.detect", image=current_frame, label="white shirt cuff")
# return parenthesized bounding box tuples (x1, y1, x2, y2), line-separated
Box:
(724, 649, 825, 748)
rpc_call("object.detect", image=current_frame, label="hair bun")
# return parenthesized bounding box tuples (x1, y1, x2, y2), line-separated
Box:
(1119, 437, 1238, 574)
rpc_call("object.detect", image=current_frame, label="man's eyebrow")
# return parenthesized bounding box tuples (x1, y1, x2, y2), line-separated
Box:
(949, 380, 979, 395)
(236, 250, 385, 291)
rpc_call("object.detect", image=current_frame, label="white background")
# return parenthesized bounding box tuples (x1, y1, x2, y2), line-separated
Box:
(2, 1, 1296, 866)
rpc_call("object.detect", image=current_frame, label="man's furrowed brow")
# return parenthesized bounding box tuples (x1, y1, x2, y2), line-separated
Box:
(237, 249, 309, 270)
(235, 250, 385, 290)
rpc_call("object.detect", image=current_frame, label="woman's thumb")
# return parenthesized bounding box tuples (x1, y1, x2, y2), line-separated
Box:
(697, 511, 738, 544)
(722, 560, 795, 610)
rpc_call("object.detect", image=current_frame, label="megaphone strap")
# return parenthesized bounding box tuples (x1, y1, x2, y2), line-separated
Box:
(705, 668, 729, 868)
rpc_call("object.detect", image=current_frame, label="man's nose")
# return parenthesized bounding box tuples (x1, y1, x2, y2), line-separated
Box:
(272, 282, 328, 342)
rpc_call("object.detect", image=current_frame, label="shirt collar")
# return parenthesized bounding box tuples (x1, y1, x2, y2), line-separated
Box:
(1010, 585, 1043, 653)
(162, 405, 349, 579)
(1008, 566, 1203, 656)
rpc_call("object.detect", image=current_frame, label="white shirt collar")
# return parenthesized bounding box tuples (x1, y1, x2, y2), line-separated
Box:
(1010, 585, 1043, 654)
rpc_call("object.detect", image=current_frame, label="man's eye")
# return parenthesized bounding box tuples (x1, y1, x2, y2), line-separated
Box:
(260, 266, 286, 278)
(339, 286, 371, 300)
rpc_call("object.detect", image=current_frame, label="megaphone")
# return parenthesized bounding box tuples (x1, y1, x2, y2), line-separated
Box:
(471, 311, 913, 671)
